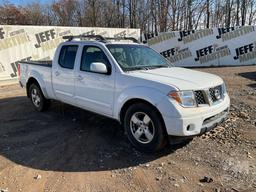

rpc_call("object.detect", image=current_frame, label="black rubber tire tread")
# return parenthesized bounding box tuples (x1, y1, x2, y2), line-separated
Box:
(29, 83, 50, 112)
(124, 103, 167, 153)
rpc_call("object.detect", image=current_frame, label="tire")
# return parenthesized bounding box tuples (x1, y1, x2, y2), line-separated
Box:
(124, 103, 167, 153)
(29, 83, 50, 112)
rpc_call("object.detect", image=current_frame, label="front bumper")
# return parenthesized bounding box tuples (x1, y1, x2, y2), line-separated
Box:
(199, 108, 228, 134)
(160, 94, 230, 136)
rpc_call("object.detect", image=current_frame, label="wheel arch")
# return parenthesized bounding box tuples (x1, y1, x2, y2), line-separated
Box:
(119, 98, 167, 135)
(26, 77, 47, 98)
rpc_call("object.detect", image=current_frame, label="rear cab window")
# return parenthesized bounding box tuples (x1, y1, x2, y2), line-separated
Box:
(58, 45, 78, 69)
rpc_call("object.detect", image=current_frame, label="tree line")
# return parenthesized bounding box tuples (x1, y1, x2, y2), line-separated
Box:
(0, 0, 256, 34)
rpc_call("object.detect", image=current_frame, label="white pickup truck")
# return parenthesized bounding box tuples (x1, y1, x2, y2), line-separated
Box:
(18, 35, 230, 152)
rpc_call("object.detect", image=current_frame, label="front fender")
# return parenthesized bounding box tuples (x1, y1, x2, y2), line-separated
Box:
(114, 86, 167, 120)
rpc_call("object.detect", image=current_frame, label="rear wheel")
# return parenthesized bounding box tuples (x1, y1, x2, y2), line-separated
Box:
(124, 103, 167, 153)
(29, 83, 50, 112)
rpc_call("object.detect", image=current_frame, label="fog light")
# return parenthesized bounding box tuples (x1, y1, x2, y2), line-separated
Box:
(186, 124, 195, 131)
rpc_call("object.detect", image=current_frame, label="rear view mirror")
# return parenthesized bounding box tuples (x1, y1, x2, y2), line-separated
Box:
(90, 62, 108, 74)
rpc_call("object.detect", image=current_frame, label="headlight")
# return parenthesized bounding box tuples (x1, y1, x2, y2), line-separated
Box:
(168, 90, 197, 107)
(222, 83, 227, 94)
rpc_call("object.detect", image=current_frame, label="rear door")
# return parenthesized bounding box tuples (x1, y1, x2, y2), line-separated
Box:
(52, 44, 78, 104)
(74, 45, 115, 116)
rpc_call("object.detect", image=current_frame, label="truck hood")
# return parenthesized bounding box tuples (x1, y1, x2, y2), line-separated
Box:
(128, 67, 223, 90)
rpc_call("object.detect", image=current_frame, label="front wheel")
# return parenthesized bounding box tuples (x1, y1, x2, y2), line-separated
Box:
(29, 83, 50, 112)
(124, 103, 167, 153)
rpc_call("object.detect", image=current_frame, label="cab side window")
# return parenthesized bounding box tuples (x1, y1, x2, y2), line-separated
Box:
(80, 46, 111, 74)
(58, 45, 78, 69)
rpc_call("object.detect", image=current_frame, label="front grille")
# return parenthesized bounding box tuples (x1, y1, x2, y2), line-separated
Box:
(209, 85, 222, 102)
(194, 84, 223, 106)
(194, 90, 207, 105)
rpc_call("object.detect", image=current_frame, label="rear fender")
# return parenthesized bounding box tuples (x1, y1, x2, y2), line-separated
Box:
(27, 70, 49, 98)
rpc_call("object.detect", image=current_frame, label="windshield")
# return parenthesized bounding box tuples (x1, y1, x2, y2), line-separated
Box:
(106, 44, 172, 71)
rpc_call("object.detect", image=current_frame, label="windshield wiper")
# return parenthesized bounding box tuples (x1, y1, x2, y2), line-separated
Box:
(145, 65, 169, 69)
(125, 66, 149, 71)
(124, 65, 169, 72)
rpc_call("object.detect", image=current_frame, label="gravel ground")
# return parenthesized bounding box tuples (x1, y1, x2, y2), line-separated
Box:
(0, 66, 255, 192)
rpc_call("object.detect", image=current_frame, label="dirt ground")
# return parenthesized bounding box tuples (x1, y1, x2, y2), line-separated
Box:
(0, 66, 255, 192)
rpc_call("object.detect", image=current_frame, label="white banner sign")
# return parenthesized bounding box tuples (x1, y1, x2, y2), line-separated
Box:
(0, 25, 140, 81)
(146, 26, 256, 67)
(1, 25, 255, 82)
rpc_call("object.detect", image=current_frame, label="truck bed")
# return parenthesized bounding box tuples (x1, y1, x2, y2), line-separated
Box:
(21, 60, 52, 67)
(19, 60, 55, 99)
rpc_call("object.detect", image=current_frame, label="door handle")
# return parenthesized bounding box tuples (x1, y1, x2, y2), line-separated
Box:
(55, 71, 60, 76)
(77, 75, 84, 81)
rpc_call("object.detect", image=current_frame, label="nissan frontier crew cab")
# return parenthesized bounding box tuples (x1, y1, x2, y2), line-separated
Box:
(18, 35, 230, 152)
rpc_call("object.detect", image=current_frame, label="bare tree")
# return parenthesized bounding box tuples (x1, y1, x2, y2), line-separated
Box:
(0, 3, 27, 25)
(206, 0, 210, 28)
(52, 0, 79, 26)
(241, 0, 246, 26)
(1, 0, 256, 34)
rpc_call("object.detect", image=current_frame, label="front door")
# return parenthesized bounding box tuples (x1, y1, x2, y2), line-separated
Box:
(75, 45, 115, 116)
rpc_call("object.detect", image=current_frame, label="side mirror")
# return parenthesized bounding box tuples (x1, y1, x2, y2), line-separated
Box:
(90, 62, 108, 74)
